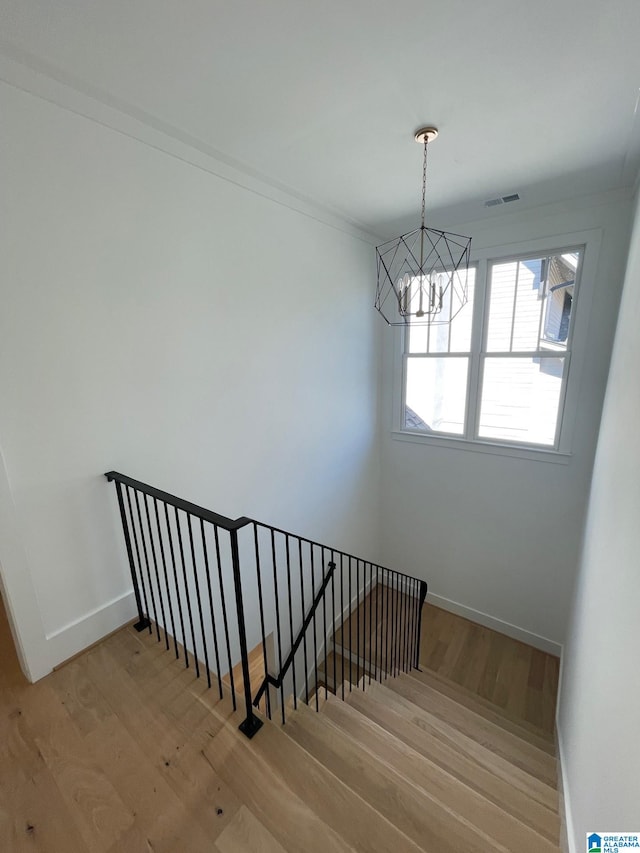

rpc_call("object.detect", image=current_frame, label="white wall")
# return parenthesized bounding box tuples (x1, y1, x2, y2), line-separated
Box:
(557, 188, 640, 850)
(379, 192, 632, 652)
(0, 81, 381, 679)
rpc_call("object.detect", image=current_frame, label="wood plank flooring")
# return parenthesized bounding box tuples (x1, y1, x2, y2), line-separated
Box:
(333, 592, 559, 737)
(419, 603, 559, 736)
(0, 589, 561, 851)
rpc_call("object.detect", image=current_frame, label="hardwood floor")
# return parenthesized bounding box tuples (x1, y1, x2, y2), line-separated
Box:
(332, 593, 559, 737)
(0, 592, 27, 688)
(419, 603, 559, 736)
(0, 605, 243, 851)
(0, 591, 561, 851)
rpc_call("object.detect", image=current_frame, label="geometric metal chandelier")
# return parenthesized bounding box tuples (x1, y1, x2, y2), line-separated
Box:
(375, 127, 472, 326)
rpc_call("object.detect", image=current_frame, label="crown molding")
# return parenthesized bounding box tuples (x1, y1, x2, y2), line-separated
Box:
(0, 41, 381, 246)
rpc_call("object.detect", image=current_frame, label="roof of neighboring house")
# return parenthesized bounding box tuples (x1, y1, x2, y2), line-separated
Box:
(404, 406, 432, 432)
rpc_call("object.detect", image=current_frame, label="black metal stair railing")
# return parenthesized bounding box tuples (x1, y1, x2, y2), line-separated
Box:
(251, 559, 336, 716)
(105, 471, 428, 739)
(106, 470, 263, 739)
(248, 520, 428, 726)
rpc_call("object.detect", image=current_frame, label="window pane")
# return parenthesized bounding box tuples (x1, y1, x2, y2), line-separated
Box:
(486, 253, 579, 353)
(405, 358, 468, 435)
(478, 357, 565, 446)
(407, 268, 476, 354)
(541, 253, 578, 351)
(512, 258, 544, 351)
(449, 269, 476, 353)
(486, 261, 518, 351)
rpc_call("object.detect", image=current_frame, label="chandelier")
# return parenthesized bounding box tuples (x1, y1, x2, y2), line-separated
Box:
(375, 127, 472, 326)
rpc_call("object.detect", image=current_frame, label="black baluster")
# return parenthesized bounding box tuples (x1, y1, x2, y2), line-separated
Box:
(174, 508, 199, 676)
(254, 525, 271, 718)
(270, 529, 285, 723)
(368, 562, 373, 685)
(124, 486, 152, 635)
(113, 481, 149, 632)
(331, 550, 336, 698)
(356, 557, 364, 687)
(348, 555, 353, 691)
(143, 495, 169, 650)
(379, 568, 384, 680)
(322, 546, 328, 701)
(285, 534, 297, 710)
(390, 571, 397, 677)
(407, 578, 413, 672)
(373, 566, 381, 681)
(394, 571, 400, 677)
(407, 580, 413, 671)
(154, 499, 178, 658)
(187, 514, 211, 687)
(213, 525, 236, 709)
(298, 538, 309, 706)
(402, 575, 409, 672)
(164, 503, 188, 666)
(201, 520, 223, 699)
(310, 543, 319, 711)
(133, 490, 160, 642)
(382, 567, 388, 680)
(356, 558, 361, 686)
(398, 573, 405, 673)
(340, 554, 345, 700)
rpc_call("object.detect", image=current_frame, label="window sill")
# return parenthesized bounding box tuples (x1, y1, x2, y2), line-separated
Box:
(391, 430, 572, 464)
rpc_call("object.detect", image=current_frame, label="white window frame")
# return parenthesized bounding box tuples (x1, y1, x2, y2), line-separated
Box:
(391, 229, 603, 463)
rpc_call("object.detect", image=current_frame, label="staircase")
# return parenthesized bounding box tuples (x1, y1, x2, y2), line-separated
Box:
(102, 472, 562, 851)
(205, 672, 560, 853)
(110, 613, 560, 853)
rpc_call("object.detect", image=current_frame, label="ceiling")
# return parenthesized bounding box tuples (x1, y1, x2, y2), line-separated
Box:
(1, 0, 640, 236)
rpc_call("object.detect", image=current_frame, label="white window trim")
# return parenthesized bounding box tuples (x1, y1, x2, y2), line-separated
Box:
(391, 228, 603, 463)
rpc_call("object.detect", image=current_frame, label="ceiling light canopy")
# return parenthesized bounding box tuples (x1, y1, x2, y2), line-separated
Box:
(375, 127, 472, 326)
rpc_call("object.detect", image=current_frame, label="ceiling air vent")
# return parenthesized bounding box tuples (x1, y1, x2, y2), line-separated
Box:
(485, 192, 520, 208)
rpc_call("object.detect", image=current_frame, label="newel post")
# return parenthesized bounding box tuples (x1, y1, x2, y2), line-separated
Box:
(414, 580, 428, 670)
(110, 475, 151, 633)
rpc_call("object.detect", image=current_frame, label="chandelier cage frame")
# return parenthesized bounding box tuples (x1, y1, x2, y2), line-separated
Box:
(374, 127, 472, 327)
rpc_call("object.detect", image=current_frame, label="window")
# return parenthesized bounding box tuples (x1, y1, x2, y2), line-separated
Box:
(401, 246, 583, 452)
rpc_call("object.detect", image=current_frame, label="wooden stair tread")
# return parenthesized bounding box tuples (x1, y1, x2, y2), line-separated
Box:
(419, 604, 559, 734)
(282, 699, 505, 853)
(204, 701, 423, 853)
(317, 652, 363, 691)
(332, 584, 417, 676)
(344, 684, 559, 819)
(222, 641, 266, 698)
(321, 693, 560, 847)
(203, 707, 354, 853)
(408, 665, 555, 749)
(361, 679, 559, 794)
(380, 675, 558, 787)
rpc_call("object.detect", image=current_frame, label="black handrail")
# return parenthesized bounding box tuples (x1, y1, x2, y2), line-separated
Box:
(252, 561, 336, 708)
(106, 471, 251, 531)
(105, 470, 428, 739)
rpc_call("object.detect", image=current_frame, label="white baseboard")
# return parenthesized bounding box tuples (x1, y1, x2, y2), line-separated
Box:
(556, 724, 576, 853)
(44, 590, 137, 671)
(427, 592, 563, 657)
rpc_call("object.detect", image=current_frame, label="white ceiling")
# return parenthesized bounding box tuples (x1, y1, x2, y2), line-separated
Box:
(1, 0, 640, 236)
